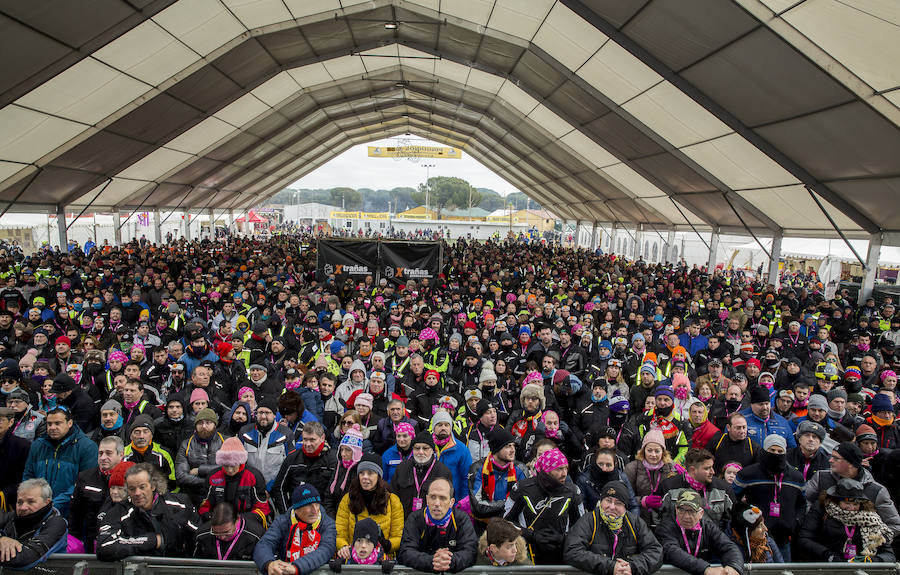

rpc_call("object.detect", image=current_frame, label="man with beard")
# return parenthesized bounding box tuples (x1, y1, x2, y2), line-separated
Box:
(468, 428, 525, 529)
(786, 420, 830, 481)
(382, 422, 415, 482)
(175, 408, 226, 507)
(70, 436, 124, 551)
(704, 414, 759, 473)
(272, 422, 337, 514)
(390, 431, 452, 517)
(0, 479, 68, 569)
(732, 435, 805, 561)
(431, 410, 471, 499)
(505, 448, 584, 564)
(240, 398, 293, 489)
(741, 385, 796, 449)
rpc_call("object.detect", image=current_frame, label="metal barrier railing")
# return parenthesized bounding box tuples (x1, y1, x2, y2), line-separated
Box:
(14, 556, 900, 575)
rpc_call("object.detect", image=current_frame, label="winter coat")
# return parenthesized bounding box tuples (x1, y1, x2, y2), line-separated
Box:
(797, 502, 896, 562)
(0, 431, 30, 511)
(732, 461, 805, 545)
(155, 415, 195, 456)
(623, 460, 678, 525)
(175, 432, 227, 505)
(657, 515, 744, 575)
(468, 457, 526, 521)
(70, 466, 109, 551)
(785, 446, 830, 481)
(123, 441, 176, 490)
(477, 532, 531, 565)
(657, 475, 735, 532)
(805, 467, 900, 536)
(194, 514, 264, 560)
(0, 506, 67, 569)
(563, 509, 663, 575)
(390, 457, 453, 518)
(198, 465, 271, 521)
(23, 426, 97, 517)
(576, 465, 639, 513)
(96, 494, 200, 560)
(381, 444, 411, 483)
(334, 491, 405, 556)
(704, 431, 759, 473)
(504, 475, 584, 564)
(397, 508, 477, 573)
(740, 408, 797, 449)
(272, 445, 338, 514)
(239, 422, 294, 489)
(253, 510, 336, 575)
(434, 438, 472, 500)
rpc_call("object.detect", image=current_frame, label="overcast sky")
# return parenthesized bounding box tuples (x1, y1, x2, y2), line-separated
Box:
(290, 136, 519, 195)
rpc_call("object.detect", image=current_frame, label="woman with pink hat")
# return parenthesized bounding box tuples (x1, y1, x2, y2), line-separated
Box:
(624, 429, 677, 528)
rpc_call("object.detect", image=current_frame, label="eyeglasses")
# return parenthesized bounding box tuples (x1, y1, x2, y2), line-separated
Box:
(211, 523, 236, 538)
(341, 420, 354, 427)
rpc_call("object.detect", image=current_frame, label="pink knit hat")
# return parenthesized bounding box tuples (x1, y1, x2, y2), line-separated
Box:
(535, 448, 568, 474)
(190, 388, 209, 404)
(523, 371, 542, 387)
(339, 424, 364, 461)
(216, 436, 248, 467)
(642, 429, 666, 451)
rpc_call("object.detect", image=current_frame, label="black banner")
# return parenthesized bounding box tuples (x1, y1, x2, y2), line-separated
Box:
(381, 241, 442, 284)
(316, 240, 379, 283)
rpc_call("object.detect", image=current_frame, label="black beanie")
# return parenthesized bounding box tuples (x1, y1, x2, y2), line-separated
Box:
(488, 427, 516, 454)
(835, 441, 864, 469)
(748, 385, 770, 404)
(475, 398, 492, 419)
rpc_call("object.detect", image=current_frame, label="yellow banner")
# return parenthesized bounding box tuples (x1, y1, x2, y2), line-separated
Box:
(331, 211, 391, 220)
(368, 146, 462, 159)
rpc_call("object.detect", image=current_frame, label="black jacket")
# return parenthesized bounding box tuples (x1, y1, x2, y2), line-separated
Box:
(69, 466, 109, 550)
(505, 475, 584, 564)
(96, 493, 200, 560)
(704, 431, 759, 473)
(390, 457, 453, 518)
(271, 445, 337, 514)
(731, 459, 806, 545)
(0, 431, 30, 511)
(797, 502, 896, 562)
(193, 514, 264, 560)
(657, 515, 744, 575)
(0, 506, 67, 569)
(397, 508, 477, 573)
(60, 386, 99, 433)
(785, 446, 830, 481)
(563, 509, 663, 575)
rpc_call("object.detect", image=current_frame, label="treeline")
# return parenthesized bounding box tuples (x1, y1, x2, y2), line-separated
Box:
(271, 185, 539, 213)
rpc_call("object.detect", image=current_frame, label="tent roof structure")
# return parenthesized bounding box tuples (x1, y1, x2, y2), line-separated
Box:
(1, 0, 899, 240)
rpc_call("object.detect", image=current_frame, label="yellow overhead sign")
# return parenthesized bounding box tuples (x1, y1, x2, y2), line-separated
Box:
(368, 146, 462, 159)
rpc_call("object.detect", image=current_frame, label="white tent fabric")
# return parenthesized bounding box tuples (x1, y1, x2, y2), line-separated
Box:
(0, 0, 897, 240)
(734, 238, 900, 266)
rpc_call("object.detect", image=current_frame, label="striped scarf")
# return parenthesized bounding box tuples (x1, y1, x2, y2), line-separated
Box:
(482, 456, 517, 500)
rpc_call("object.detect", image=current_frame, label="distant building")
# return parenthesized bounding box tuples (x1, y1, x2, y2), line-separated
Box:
(283, 203, 337, 223)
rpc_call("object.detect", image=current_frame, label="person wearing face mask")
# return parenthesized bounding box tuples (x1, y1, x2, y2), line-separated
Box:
(564, 479, 663, 575)
(576, 447, 638, 513)
(657, 490, 743, 575)
(731, 435, 805, 561)
(390, 431, 452, 518)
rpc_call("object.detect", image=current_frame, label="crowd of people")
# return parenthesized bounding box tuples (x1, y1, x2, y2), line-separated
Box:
(0, 232, 898, 574)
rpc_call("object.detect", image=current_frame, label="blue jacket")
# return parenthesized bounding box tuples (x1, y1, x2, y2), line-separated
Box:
(253, 510, 336, 575)
(23, 426, 98, 517)
(435, 439, 472, 499)
(178, 348, 219, 377)
(679, 333, 709, 357)
(297, 387, 324, 424)
(467, 458, 526, 519)
(740, 408, 797, 449)
(382, 444, 410, 483)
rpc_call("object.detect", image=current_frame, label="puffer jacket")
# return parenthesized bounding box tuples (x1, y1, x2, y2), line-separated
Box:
(253, 510, 336, 575)
(239, 422, 294, 489)
(468, 457, 526, 521)
(174, 432, 227, 505)
(334, 491, 405, 556)
(23, 426, 97, 517)
(563, 509, 663, 575)
(198, 465, 270, 521)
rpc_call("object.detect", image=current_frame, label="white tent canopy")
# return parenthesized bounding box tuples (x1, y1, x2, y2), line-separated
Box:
(734, 238, 900, 266)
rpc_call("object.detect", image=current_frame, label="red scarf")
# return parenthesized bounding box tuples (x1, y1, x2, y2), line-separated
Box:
(511, 410, 542, 438)
(650, 410, 680, 439)
(286, 516, 322, 562)
(303, 441, 326, 458)
(482, 456, 517, 500)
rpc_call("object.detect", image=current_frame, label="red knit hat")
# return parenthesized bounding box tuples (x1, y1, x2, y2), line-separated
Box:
(109, 461, 136, 488)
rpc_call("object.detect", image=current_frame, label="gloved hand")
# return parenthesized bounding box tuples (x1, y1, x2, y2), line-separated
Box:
(379, 534, 392, 553)
(642, 495, 663, 509)
(534, 529, 564, 548)
(329, 559, 343, 573)
(381, 559, 397, 574)
(520, 527, 535, 543)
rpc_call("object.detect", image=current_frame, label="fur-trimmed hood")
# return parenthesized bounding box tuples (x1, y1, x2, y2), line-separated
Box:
(477, 532, 531, 565)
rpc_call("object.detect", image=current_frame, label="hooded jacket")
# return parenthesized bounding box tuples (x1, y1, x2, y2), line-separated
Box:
(476, 532, 531, 565)
(174, 431, 227, 505)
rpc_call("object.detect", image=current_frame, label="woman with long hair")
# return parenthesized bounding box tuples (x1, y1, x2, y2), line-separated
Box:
(623, 429, 677, 527)
(334, 453, 404, 559)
